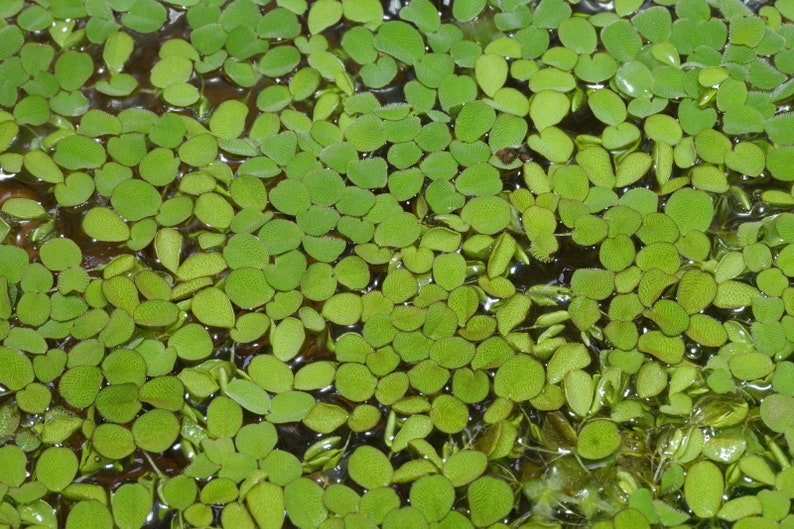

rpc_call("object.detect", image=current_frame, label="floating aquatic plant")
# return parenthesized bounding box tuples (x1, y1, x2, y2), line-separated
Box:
(2, 0, 794, 527)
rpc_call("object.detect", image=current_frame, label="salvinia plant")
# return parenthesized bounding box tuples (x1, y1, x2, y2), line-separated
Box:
(1, 0, 794, 527)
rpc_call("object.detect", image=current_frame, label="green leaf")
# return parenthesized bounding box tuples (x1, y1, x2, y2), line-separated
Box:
(0, 25, 24, 59)
(399, 0, 439, 32)
(53, 135, 107, 170)
(0, 119, 19, 155)
(374, 21, 425, 65)
(529, 91, 570, 133)
(285, 478, 328, 528)
(730, 14, 766, 47)
(638, 331, 684, 364)
(589, 89, 627, 126)
(767, 112, 794, 145)
(246, 482, 284, 529)
(760, 393, 794, 433)
(139, 376, 183, 411)
(527, 126, 574, 163)
(665, 188, 713, 234)
(2, 197, 47, 220)
(163, 82, 200, 106)
(343, 0, 382, 24)
(459, 197, 511, 236)
(455, 101, 496, 143)
(768, 146, 794, 181)
(121, 0, 167, 33)
(533, 0, 571, 28)
(270, 317, 305, 361)
(151, 56, 193, 89)
(725, 142, 764, 176)
(18, 5, 53, 32)
(575, 53, 618, 83)
(677, 270, 717, 314)
(112, 484, 152, 529)
(66, 501, 113, 529)
(452, 0, 486, 22)
(373, 212, 421, 248)
(344, 114, 386, 152)
(168, 323, 213, 362)
(475, 54, 507, 98)
(632, 6, 672, 42)
(577, 419, 621, 459)
(191, 287, 235, 328)
(132, 409, 179, 453)
(222, 378, 270, 417)
(96, 73, 138, 97)
(209, 99, 248, 139)
(93, 423, 136, 459)
(616, 62, 654, 102)
(601, 19, 642, 62)
(111, 179, 161, 221)
(529, 67, 576, 92)
(0, 347, 34, 391)
(0, 446, 27, 487)
(468, 477, 513, 527)
(95, 382, 141, 423)
(678, 98, 718, 135)
(559, 17, 598, 54)
(571, 269, 614, 300)
(206, 395, 243, 438)
(178, 133, 218, 167)
(430, 394, 469, 433)
(644, 114, 682, 145)
(308, 0, 342, 34)
(348, 445, 393, 489)
(494, 354, 545, 401)
(684, 461, 723, 518)
(54, 51, 93, 92)
(438, 74, 477, 111)
(336, 362, 377, 402)
(14, 95, 50, 126)
(103, 31, 134, 73)
(36, 447, 78, 492)
(133, 300, 179, 327)
(83, 207, 129, 242)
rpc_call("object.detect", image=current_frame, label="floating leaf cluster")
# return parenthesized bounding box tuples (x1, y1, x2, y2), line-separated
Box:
(3, 0, 794, 527)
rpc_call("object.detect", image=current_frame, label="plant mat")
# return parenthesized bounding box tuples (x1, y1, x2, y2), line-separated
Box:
(2, 0, 794, 527)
